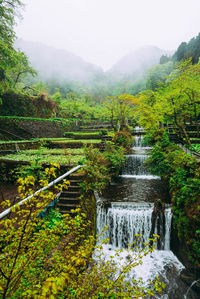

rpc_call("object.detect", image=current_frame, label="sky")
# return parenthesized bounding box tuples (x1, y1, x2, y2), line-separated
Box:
(15, 0, 200, 70)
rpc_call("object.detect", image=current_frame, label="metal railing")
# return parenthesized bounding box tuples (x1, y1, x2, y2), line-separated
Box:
(0, 165, 83, 220)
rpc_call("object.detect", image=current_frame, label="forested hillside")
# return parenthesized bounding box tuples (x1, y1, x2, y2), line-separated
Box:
(15, 39, 103, 82)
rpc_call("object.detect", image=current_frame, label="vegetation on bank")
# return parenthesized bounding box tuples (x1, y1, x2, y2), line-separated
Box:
(144, 132, 200, 264)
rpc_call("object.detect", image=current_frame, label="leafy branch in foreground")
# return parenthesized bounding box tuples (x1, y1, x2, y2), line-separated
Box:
(0, 164, 165, 298)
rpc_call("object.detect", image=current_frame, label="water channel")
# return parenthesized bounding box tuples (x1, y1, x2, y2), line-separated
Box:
(95, 133, 199, 298)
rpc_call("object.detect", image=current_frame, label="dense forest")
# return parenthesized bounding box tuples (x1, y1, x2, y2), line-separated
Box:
(0, 0, 200, 298)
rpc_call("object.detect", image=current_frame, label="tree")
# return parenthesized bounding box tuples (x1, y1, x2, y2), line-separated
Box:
(103, 94, 138, 130)
(0, 0, 23, 45)
(146, 62, 173, 90)
(0, 0, 37, 96)
(136, 90, 164, 130)
(10, 51, 37, 88)
(173, 33, 200, 64)
(137, 59, 200, 146)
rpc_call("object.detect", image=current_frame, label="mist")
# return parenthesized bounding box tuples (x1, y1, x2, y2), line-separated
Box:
(15, 0, 200, 71)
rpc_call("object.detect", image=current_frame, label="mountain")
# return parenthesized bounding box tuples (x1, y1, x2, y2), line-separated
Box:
(14, 40, 173, 86)
(107, 46, 173, 79)
(15, 39, 103, 82)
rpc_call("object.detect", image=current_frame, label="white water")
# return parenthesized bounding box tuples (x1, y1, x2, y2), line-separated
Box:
(132, 135, 152, 150)
(97, 202, 154, 248)
(120, 174, 160, 179)
(97, 203, 173, 251)
(95, 131, 184, 297)
(96, 202, 184, 297)
(134, 126, 144, 134)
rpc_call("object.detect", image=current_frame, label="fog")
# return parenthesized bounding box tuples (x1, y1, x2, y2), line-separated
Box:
(15, 0, 200, 70)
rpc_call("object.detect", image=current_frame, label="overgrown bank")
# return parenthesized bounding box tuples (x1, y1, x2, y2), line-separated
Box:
(145, 132, 200, 266)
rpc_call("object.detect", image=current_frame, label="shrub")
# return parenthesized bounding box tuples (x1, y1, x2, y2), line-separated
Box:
(113, 129, 133, 149)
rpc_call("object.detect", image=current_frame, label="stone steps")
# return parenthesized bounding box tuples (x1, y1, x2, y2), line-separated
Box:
(57, 172, 84, 215)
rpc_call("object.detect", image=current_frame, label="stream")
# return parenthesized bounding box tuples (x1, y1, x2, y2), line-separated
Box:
(95, 133, 199, 298)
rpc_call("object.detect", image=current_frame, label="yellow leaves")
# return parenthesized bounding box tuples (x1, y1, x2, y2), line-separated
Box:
(63, 179, 70, 190)
(3, 218, 12, 228)
(39, 179, 48, 187)
(51, 163, 60, 169)
(17, 177, 24, 185)
(45, 167, 56, 178)
(40, 274, 69, 298)
(24, 175, 35, 186)
(1, 199, 11, 208)
(75, 258, 84, 267)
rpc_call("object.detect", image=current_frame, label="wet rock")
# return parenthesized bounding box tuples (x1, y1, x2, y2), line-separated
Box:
(180, 268, 200, 295)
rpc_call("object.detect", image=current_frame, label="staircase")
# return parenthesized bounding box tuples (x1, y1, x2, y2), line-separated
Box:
(57, 173, 84, 215)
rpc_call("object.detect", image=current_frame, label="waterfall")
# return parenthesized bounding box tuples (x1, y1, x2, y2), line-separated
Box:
(97, 202, 172, 251)
(134, 126, 144, 134)
(96, 201, 184, 297)
(133, 135, 143, 147)
(122, 154, 149, 176)
(94, 128, 188, 298)
(121, 154, 160, 179)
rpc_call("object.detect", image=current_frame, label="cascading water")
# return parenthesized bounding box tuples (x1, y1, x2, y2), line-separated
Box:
(122, 154, 149, 176)
(121, 154, 160, 179)
(94, 128, 194, 298)
(97, 202, 172, 250)
(97, 202, 154, 249)
(133, 135, 143, 147)
(96, 202, 184, 297)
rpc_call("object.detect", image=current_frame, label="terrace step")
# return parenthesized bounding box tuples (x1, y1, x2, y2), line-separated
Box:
(60, 191, 81, 198)
(69, 174, 85, 180)
(57, 172, 83, 215)
(67, 185, 81, 192)
(57, 202, 80, 208)
(68, 180, 82, 187)
(59, 210, 77, 215)
(59, 197, 80, 204)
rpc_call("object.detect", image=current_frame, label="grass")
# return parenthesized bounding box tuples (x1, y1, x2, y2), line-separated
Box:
(0, 138, 102, 145)
(20, 148, 84, 155)
(0, 153, 83, 165)
(0, 116, 76, 123)
(53, 139, 102, 144)
(65, 132, 100, 136)
(190, 144, 200, 153)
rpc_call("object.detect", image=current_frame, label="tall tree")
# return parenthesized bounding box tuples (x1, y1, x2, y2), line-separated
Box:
(0, 0, 23, 45)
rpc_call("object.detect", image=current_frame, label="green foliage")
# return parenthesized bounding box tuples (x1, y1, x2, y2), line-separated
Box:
(103, 94, 138, 130)
(190, 144, 200, 153)
(0, 0, 23, 45)
(0, 172, 95, 298)
(173, 33, 200, 64)
(146, 61, 173, 90)
(143, 129, 170, 147)
(146, 144, 172, 177)
(81, 139, 127, 194)
(1, 89, 35, 116)
(81, 146, 110, 194)
(137, 59, 200, 146)
(0, 90, 57, 117)
(0, 150, 83, 166)
(0, 115, 74, 122)
(146, 136, 200, 263)
(54, 91, 107, 122)
(103, 141, 125, 175)
(112, 129, 133, 149)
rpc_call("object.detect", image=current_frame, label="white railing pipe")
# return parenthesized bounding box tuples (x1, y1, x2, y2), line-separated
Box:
(0, 165, 83, 220)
